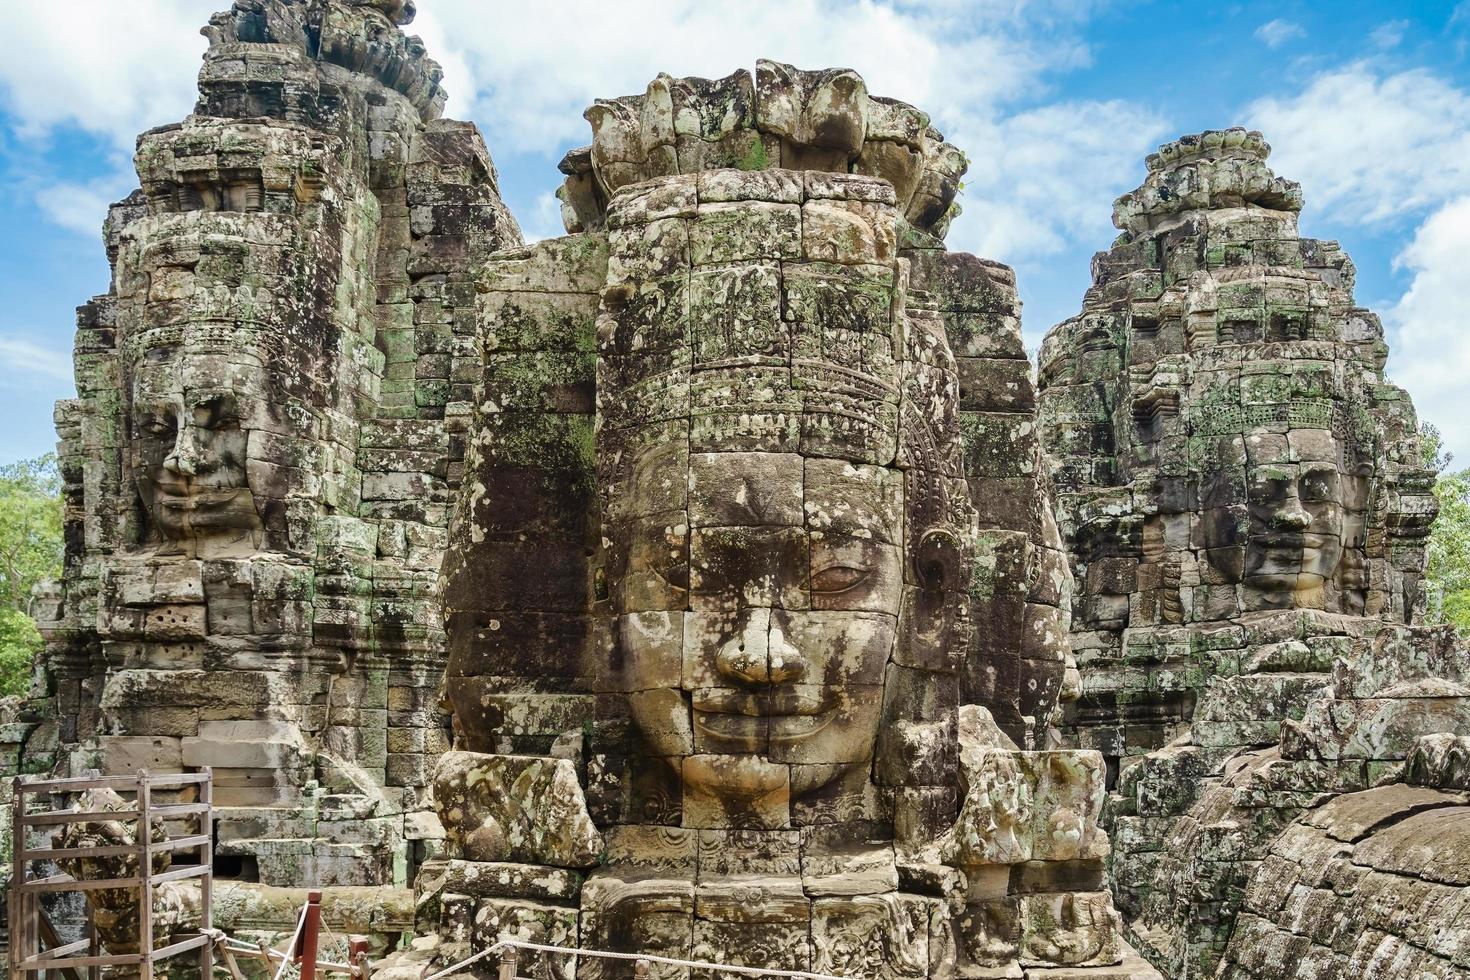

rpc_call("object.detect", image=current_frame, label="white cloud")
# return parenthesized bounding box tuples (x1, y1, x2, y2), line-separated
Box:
(0, 335, 73, 385)
(950, 99, 1167, 260)
(0, 0, 210, 149)
(1248, 65, 1470, 226)
(520, 192, 566, 245)
(0, 0, 1153, 265)
(34, 174, 136, 238)
(1, 1, 211, 237)
(1369, 20, 1409, 49)
(1248, 64, 1470, 460)
(1255, 19, 1306, 48)
(415, 0, 1156, 266)
(1386, 196, 1470, 464)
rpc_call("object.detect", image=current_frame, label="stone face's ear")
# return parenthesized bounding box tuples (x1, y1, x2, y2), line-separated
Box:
(803, 68, 868, 156)
(754, 59, 801, 139)
(915, 527, 963, 593)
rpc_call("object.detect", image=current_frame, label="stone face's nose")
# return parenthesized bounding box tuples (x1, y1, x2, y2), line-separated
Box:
(1272, 504, 1312, 530)
(714, 608, 808, 686)
(164, 415, 199, 477)
(766, 623, 805, 684)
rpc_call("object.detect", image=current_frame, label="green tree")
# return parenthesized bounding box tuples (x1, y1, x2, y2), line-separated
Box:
(0, 454, 63, 696)
(1421, 424, 1470, 636)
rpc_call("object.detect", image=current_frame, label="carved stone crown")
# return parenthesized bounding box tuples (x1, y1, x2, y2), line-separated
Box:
(596, 169, 910, 466)
(1112, 127, 1304, 237)
(557, 61, 967, 242)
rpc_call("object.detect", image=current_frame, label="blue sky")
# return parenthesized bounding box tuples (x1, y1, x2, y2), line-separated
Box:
(2, 0, 1468, 465)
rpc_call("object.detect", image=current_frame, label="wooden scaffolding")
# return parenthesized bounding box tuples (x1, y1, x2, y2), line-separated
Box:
(8, 769, 215, 979)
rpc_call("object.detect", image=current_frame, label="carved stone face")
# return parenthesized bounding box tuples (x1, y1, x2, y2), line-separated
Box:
(616, 446, 901, 818)
(1201, 429, 1362, 602)
(130, 347, 265, 553)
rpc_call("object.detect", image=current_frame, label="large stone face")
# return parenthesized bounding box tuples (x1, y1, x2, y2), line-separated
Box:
(425, 63, 1154, 980)
(21, 0, 521, 890)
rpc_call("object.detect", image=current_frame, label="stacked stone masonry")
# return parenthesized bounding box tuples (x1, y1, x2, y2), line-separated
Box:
(411, 62, 1145, 980)
(18, 0, 520, 899)
(1037, 128, 1467, 980)
(5, 5, 1466, 979)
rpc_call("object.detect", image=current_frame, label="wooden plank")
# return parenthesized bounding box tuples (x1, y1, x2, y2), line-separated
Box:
(149, 933, 211, 959)
(141, 771, 212, 787)
(219, 943, 249, 980)
(21, 937, 90, 962)
(9, 780, 21, 978)
(89, 906, 101, 980)
(152, 863, 210, 885)
(157, 833, 210, 853)
(20, 808, 143, 826)
(36, 910, 88, 980)
(14, 773, 137, 792)
(27, 833, 206, 860)
(23, 841, 154, 860)
(152, 802, 212, 818)
(14, 951, 147, 969)
(138, 774, 154, 980)
(200, 767, 215, 979)
(19, 872, 144, 893)
(12, 771, 171, 792)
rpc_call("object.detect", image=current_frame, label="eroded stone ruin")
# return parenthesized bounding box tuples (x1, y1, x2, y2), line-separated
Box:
(1038, 130, 1470, 978)
(4, 4, 1467, 980)
(23, 0, 519, 898)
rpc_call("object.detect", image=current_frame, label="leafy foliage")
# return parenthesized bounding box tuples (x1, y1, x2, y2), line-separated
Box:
(1421, 424, 1470, 635)
(0, 453, 62, 696)
(0, 609, 39, 697)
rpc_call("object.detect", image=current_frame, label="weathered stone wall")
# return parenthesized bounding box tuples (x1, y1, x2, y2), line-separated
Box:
(1216, 737, 1470, 979)
(404, 62, 1157, 980)
(21, 0, 520, 890)
(1038, 129, 1463, 980)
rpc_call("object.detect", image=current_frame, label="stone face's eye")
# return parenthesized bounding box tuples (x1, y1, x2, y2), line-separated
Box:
(655, 559, 689, 592)
(141, 415, 175, 437)
(196, 396, 241, 430)
(1299, 469, 1339, 503)
(811, 564, 871, 594)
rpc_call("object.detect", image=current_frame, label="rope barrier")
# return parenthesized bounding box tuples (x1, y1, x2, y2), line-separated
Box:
(419, 946, 498, 980)
(272, 903, 310, 980)
(420, 938, 852, 980)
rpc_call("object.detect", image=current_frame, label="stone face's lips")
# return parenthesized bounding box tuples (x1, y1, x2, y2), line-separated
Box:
(767, 708, 836, 743)
(693, 689, 833, 716)
(153, 486, 246, 509)
(1254, 533, 1326, 548)
(693, 706, 837, 747)
(692, 688, 839, 747)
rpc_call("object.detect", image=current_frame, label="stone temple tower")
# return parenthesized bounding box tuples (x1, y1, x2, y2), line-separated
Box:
(404, 61, 1164, 980)
(1038, 130, 1467, 979)
(1038, 129, 1438, 771)
(23, 0, 520, 889)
